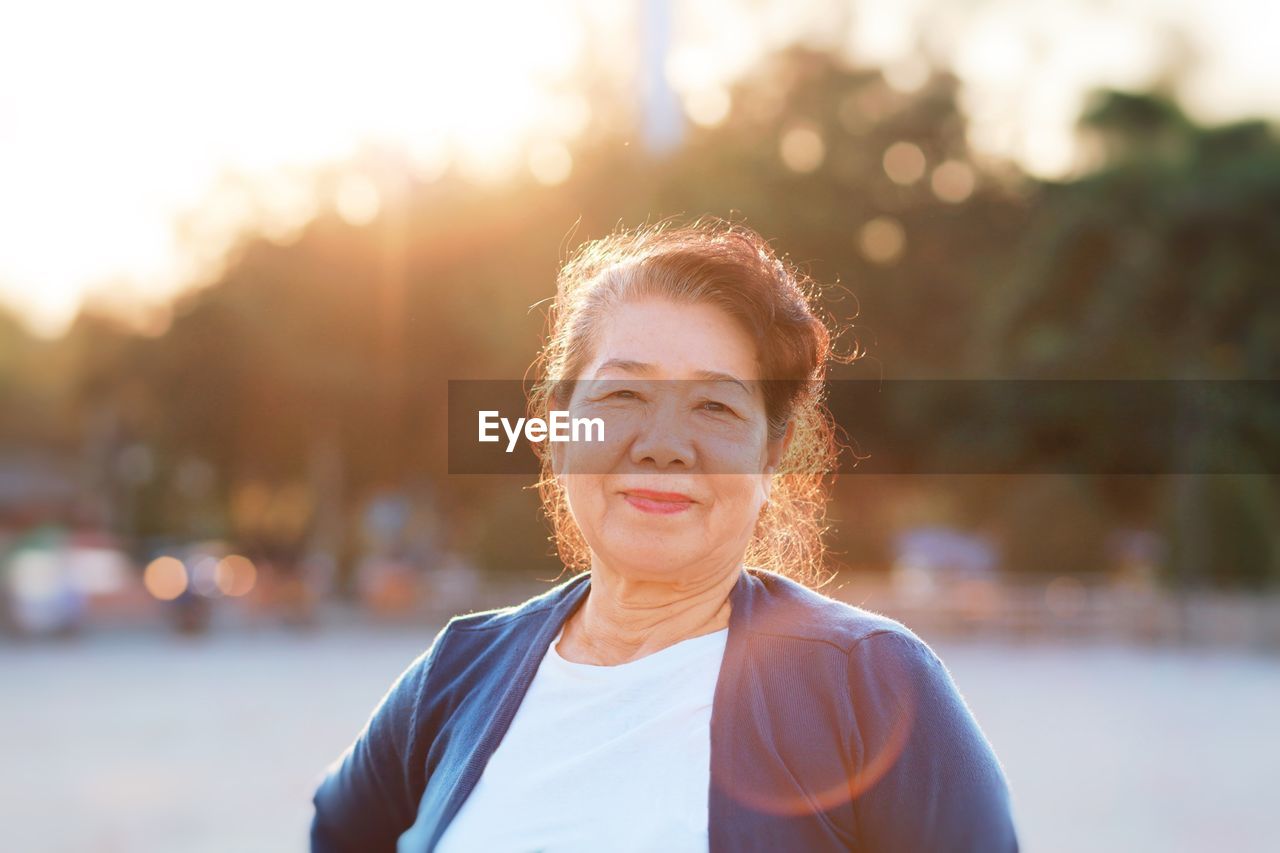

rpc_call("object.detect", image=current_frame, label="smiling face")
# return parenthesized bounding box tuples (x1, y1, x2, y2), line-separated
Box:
(550, 298, 791, 584)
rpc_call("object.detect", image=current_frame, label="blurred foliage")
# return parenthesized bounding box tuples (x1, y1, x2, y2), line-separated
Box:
(3, 46, 1277, 589)
(967, 87, 1280, 590)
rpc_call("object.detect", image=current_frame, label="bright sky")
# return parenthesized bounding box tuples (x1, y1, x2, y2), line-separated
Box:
(1, 0, 1276, 337)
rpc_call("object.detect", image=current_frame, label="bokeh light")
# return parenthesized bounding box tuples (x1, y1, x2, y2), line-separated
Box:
(779, 124, 826, 173)
(143, 556, 188, 601)
(931, 160, 977, 203)
(685, 86, 732, 127)
(883, 141, 927, 185)
(527, 142, 574, 186)
(334, 176, 381, 227)
(215, 555, 258, 598)
(883, 56, 931, 94)
(189, 556, 222, 598)
(859, 216, 907, 265)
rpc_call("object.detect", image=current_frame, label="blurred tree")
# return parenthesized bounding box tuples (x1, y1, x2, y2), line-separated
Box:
(12, 49, 1273, 589)
(972, 91, 1280, 379)
(969, 90, 1280, 588)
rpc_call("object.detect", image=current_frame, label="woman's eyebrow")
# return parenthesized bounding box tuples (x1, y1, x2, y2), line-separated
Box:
(691, 370, 751, 395)
(594, 358, 655, 376)
(593, 360, 751, 395)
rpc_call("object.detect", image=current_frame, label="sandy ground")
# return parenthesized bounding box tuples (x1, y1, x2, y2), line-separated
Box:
(3, 621, 1277, 852)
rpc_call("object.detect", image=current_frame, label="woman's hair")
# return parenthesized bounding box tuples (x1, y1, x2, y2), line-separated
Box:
(527, 218, 852, 586)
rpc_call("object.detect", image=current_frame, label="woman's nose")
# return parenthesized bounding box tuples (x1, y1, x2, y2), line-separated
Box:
(627, 401, 697, 469)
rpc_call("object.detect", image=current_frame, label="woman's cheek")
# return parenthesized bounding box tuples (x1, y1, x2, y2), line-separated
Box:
(701, 431, 769, 475)
(561, 473, 607, 537)
(567, 405, 639, 472)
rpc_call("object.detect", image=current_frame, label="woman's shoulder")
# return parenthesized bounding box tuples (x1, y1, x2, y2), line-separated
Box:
(412, 572, 590, 681)
(441, 571, 590, 634)
(739, 569, 972, 712)
(743, 569, 1009, 795)
(740, 567, 929, 658)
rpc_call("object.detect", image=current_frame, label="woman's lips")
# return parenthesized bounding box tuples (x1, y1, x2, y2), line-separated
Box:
(622, 489, 695, 515)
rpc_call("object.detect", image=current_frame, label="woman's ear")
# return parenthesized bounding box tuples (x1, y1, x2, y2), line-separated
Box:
(764, 419, 796, 474)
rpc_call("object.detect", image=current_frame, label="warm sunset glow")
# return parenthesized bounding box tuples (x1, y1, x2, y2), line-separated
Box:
(527, 142, 575, 186)
(0, 0, 1274, 336)
(0, 0, 591, 336)
(335, 176, 383, 228)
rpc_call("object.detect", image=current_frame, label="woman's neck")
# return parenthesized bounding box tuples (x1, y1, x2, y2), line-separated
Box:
(557, 559, 740, 666)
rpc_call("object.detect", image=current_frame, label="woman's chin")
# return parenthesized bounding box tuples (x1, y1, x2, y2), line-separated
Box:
(592, 540, 708, 580)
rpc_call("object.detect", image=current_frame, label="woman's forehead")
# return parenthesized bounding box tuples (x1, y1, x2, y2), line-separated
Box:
(585, 299, 760, 381)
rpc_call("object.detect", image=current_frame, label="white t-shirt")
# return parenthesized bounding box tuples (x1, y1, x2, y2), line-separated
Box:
(435, 624, 730, 853)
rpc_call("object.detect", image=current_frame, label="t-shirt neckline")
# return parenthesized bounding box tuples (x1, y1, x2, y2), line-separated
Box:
(547, 624, 729, 677)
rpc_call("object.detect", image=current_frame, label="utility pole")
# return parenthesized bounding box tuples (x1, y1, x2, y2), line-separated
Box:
(641, 0, 684, 154)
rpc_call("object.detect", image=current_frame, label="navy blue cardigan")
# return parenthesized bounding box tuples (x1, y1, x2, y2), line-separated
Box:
(312, 568, 1019, 852)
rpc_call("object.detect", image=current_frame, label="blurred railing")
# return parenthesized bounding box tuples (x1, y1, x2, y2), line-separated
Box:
(5, 538, 1279, 653)
(825, 574, 1280, 652)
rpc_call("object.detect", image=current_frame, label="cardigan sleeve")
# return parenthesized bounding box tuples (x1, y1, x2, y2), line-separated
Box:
(847, 630, 1019, 853)
(310, 626, 447, 852)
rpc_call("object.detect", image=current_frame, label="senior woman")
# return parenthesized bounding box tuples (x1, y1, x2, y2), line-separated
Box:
(311, 221, 1018, 852)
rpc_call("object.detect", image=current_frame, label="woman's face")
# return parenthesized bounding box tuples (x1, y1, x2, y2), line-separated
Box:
(551, 298, 791, 584)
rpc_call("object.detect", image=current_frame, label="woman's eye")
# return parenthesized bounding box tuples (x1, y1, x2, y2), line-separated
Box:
(607, 389, 639, 400)
(699, 400, 735, 415)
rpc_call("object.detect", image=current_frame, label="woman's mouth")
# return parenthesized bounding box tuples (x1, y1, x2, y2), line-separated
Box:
(621, 489, 695, 515)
